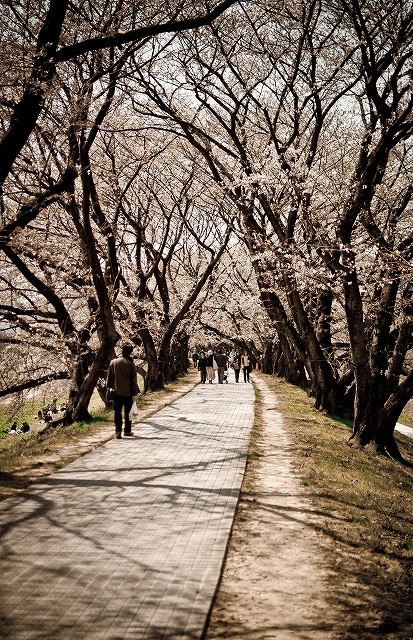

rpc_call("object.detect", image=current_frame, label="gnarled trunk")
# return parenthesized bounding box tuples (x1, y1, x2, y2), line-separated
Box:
(64, 331, 118, 424)
(141, 328, 161, 393)
(349, 370, 413, 459)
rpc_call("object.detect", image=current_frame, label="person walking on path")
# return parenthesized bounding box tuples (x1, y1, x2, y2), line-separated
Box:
(198, 351, 208, 383)
(214, 350, 227, 384)
(232, 352, 241, 383)
(205, 350, 216, 384)
(241, 350, 251, 383)
(107, 344, 139, 438)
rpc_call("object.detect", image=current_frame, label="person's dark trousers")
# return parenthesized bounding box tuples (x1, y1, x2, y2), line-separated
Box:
(199, 369, 206, 383)
(234, 368, 240, 383)
(114, 395, 133, 433)
(218, 367, 225, 383)
(243, 367, 250, 382)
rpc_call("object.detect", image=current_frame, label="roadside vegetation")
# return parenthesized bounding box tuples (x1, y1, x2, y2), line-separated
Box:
(257, 374, 413, 639)
(0, 372, 197, 500)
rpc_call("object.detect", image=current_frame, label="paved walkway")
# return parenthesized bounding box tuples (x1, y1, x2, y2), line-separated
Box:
(0, 379, 255, 640)
(395, 421, 413, 439)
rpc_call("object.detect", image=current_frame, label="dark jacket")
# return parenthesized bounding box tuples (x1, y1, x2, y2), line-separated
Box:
(205, 354, 214, 367)
(198, 356, 208, 370)
(214, 352, 227, 368)
(107, 356, 138, 396)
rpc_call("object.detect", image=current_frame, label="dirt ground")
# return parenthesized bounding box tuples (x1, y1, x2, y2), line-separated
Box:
(205, 373, 340, 640)
(205, 376, 413, 640)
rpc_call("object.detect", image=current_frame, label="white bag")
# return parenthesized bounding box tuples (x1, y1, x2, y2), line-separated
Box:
(129, 401, 139, 422)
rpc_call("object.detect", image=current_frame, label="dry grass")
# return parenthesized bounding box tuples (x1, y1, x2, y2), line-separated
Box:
(264, 374, 413, 639)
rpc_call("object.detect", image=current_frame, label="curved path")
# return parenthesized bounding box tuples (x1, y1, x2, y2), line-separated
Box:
(0, 379, 254, 640)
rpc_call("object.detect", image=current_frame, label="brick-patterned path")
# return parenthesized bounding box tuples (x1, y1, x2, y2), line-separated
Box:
(0, 379, 254, 640)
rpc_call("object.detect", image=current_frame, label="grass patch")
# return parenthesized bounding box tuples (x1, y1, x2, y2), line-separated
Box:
(269, 375, 413, 548)
(0, 371, 198, 493)
(246, 381, 263, 463)
(261, 374, 413, 640)
(240, 381, 264, 495)
(0, 395, 68, 440)
(399, 412, 413, 429)
(0, 415, 109, 474)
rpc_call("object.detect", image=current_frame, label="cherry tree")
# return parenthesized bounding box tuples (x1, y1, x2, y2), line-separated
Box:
(102, 128, 236, 390)
(130, 0, 413, 455)
(0, 71, 236, 414)
(193, 241, 273, 366)
(0, 0, 239, 420)
(0, 0, 238, 188)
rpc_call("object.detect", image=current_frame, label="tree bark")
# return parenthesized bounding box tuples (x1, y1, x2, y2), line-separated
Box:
(0, 0, 237, 188)
(0, 0, 69, 186)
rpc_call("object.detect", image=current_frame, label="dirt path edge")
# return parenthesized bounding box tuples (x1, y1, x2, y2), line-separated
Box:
(204, 373, 339, 640)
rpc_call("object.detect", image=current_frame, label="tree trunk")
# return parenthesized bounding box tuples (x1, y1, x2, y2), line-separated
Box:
(349, 370, 413, 460)
(255, 266, 340, 412)
(262, 341, 277, 375)
(64, 334, 118, 423)
(277, 332, 307, 386)
(285, 285, 340, 413)
(167, 333, 189, 383)
(140, 327, 161, 393)
(342, 270, 394, 451)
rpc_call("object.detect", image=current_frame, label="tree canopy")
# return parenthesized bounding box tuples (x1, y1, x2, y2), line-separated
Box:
(0, 0, 412, 457)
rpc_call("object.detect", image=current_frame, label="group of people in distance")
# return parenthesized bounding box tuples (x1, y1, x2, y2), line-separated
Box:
(106, 343, 255, 440)
(7, 399, 68, 436)
(195, 349, 252, 384)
